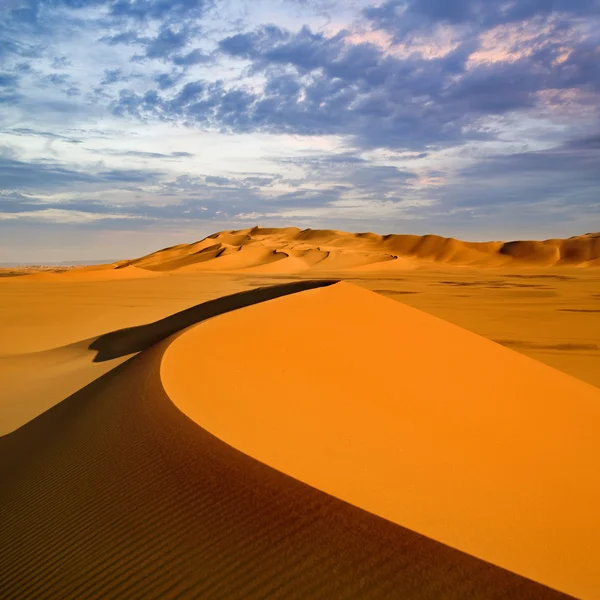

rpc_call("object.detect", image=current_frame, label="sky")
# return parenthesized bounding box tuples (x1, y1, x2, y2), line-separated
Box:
(1, 0, 599, 261)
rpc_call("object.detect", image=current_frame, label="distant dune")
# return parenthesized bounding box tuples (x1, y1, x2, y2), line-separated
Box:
(3, 281, 592, 599)
(2, 228, 598, 281)
(116, 227, 600, 274)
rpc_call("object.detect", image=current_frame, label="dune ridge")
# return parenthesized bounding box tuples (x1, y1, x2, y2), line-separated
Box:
(0, 280, 337, 435)
(0, 281, 576, 599)
(3, 228, 598, 281)
(161, 281, 600, 599)
(115, 227, 600, 274)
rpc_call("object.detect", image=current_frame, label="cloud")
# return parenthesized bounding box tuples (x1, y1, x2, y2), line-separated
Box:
(89, 148, 194, 159)
(435, 132, 600, 223)
(565, 133, 600, 150)
(2, 0, 209, 25)
(172, 48, 213, 65)
(6, 0, 596, 151)
(1, 127, 83, 143)
(144, 25, 194, 60)
(99, 16, 592, 150)
(101, 23, 200, 62)
(51, 56, 71, 69)
(463, 132, 600, 174)
(42, 73, 71, 86)
(0, 189, 158, 226)
(364, 0, 600, 41)
(205, 175, 231, 185)
(101, 30, 142, 46)
(0, 73, 19, 87)
(242, 175, 279, 187)
(0, 208, 145, 223)
(218, 25, 347, 71)
(109, 0, 208, 21)
(153, 72, 181, 89)
(0, 156, 162, 191)
(101, 69, 130, 85)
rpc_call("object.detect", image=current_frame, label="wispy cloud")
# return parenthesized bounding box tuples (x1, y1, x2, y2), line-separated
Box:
(0, 208, 148, 223)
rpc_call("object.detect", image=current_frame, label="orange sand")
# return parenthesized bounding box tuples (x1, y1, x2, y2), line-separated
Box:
(118, 227, 600, 273)
(162, 282, 600, 599)
(1, 228, 599, 598)
(0, 300, 571, 598)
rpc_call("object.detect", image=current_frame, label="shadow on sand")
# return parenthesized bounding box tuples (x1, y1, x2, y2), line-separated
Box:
(89, 279, 339, 362)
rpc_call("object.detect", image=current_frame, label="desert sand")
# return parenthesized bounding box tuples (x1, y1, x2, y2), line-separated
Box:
(119, 227, 600, 272)
(1, 227, 599, 599)
(162, 281, 600, 598)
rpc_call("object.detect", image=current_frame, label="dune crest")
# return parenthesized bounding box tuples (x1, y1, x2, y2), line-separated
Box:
(161, 282, 600, 599)
(116, 228, 600, 274)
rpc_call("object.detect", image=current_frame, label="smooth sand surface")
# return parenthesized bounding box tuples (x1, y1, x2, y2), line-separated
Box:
(162, 282, 600, 599)
(0, 282, 574, 600)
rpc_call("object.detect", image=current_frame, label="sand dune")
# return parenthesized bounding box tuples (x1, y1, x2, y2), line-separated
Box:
(0, 281, 576, 599)
(162, 282, 600, 599)
(114, 228, 600, 274)
(3, 229, 597, 282)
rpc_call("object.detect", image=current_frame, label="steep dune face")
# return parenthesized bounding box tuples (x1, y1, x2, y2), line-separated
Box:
(499, 240, 560, 265)
(177, 244, 287, 272)
(116, 229, 600, 274)
(162, 282, 600, 600)
(559, 233, 600, 265)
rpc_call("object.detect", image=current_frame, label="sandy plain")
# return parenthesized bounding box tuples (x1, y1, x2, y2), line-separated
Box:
(1, 227, 599, 599)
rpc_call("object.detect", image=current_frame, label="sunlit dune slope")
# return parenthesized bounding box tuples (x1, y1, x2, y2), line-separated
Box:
(117, 227, 600, 273)
(162, 282, 600, 600)
(0, 282, 573, 600)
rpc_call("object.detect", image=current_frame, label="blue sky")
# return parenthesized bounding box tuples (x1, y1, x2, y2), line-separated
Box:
(1, 0, 599, 261)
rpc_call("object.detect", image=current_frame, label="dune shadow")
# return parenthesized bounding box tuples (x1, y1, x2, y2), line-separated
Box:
(439, 280, 552, 289)
(373, 289, 419, 295)
(495, 339, 599, 352)
(89, 279, 338, 362)
(504, 274, 576, 281)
